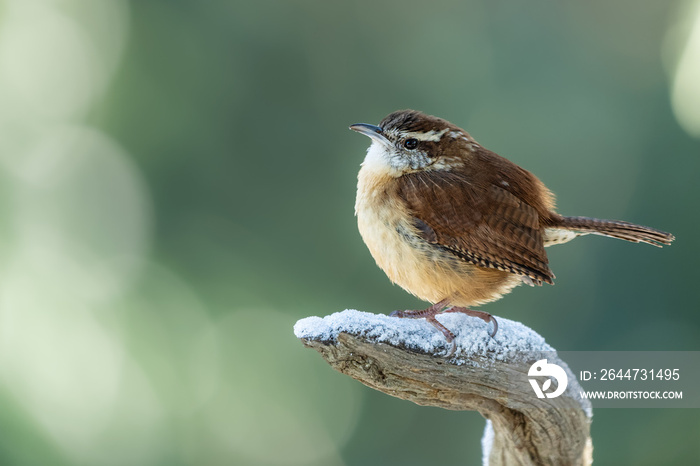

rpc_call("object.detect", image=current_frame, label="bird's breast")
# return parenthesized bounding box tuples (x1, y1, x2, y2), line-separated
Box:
(355, 166, 518, 306)
(357, 163, 528, 307)
(355, 167, 418, 287)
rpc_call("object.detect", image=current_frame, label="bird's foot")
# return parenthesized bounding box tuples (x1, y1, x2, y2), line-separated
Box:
(390, 300, 497, 357)
(443, 307, 498, 338)
(389, 299, 450, 319)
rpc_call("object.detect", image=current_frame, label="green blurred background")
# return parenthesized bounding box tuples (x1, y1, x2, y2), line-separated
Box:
(0, 0, 698, 464)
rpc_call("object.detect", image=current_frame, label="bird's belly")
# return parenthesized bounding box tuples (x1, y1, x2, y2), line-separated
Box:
(356, 201, 518, 307)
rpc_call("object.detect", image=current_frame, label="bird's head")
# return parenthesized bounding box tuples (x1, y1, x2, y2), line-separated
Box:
(350, 109, 476, 176)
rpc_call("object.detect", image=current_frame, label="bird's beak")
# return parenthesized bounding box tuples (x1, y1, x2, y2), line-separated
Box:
(350, 123, 391, 146)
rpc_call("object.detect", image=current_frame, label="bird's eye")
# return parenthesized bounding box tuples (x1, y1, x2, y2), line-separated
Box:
(404, 138, 418, 150)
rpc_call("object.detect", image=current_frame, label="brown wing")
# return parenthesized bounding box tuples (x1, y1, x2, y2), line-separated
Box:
(397, 169, 555, 285)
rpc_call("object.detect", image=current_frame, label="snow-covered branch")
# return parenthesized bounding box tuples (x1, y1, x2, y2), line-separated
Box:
(294, 310, 592, 466)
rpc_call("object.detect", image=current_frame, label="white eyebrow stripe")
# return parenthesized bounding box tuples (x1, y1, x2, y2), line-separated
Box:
(403, 127, 450, 142)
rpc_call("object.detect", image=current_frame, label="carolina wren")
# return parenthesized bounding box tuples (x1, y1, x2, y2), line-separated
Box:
(350, 109, 674, 354)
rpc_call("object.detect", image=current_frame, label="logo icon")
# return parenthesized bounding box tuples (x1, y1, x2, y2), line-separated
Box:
(528, 359, 568, 399)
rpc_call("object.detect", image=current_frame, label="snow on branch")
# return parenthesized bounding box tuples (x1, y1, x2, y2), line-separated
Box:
(295, 310, 593, 466)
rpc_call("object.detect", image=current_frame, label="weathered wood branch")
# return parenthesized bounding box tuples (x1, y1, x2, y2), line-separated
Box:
(294, 310, 592, 466)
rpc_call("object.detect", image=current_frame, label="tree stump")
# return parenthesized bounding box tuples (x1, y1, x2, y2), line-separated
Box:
(294, 310, 592, 466)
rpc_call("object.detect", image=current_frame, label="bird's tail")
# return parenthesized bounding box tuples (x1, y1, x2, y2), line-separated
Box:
(551, 216, 675, 247)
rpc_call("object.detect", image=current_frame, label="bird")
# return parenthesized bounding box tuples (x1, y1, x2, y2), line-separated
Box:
(350, 109, 674, 355)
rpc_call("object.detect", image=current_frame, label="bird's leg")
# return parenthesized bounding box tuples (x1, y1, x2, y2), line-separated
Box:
(443, 307, 499, 338)
(390, 299, 456, 356)
(390, 301, 498, 355)
(389, 298, 451, 319)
